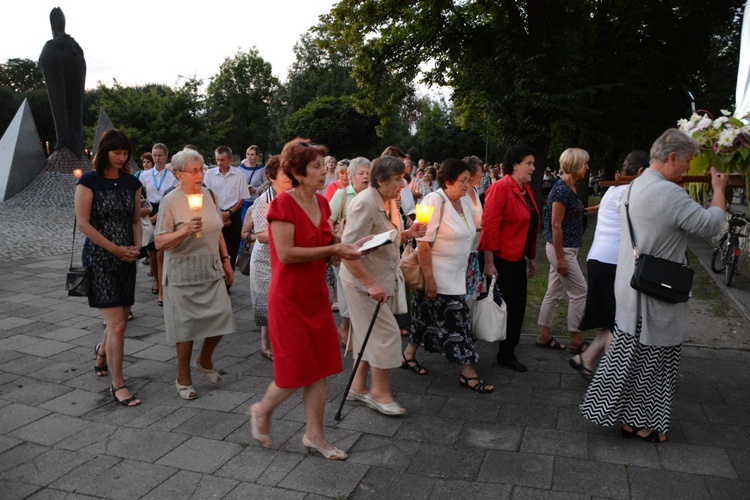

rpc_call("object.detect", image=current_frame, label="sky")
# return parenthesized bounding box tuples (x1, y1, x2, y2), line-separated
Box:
(0, 0, 339, 88)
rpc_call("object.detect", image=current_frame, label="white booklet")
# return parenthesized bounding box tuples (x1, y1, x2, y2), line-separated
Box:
(358, 229, 399, 252)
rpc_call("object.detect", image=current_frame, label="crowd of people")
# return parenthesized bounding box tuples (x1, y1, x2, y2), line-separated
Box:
(74, 127, 729, 455)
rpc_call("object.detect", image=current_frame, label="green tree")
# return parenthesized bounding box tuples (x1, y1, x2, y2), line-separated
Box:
(283, 96, 379, 158)
(206, 48, 279, 154)
(0, 86, 21, 136)
(319, 0, 742, 200)
(0, 58, 45, 94)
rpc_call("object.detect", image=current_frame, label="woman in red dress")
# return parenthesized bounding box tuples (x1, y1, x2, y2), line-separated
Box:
(249, 138, 365, 460)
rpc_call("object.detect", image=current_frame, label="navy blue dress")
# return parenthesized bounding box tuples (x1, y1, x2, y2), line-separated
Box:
(78, 171, 141, 308)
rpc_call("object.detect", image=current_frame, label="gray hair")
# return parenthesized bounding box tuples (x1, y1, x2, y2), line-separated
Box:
(462, 155, 483, 175)
(335, 159, 350, 174)
(171, 149, 204, 172)
(347, 157, 371, 179)
(650, 128, 699, 162)
(370, 155, 405, 188)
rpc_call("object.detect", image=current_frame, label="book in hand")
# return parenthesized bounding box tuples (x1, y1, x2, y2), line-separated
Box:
(358, 229, 399, 252)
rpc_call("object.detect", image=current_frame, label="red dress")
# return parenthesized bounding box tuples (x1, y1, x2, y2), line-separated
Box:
(266, 192, 343, 388)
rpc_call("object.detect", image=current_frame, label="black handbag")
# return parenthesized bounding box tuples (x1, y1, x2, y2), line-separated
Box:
(65, 214, 91, 297)
(237, 235, 253, 276)
(625, 183, 693, 303)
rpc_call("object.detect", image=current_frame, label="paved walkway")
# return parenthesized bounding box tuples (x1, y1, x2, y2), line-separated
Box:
(1, 215, 749, 499)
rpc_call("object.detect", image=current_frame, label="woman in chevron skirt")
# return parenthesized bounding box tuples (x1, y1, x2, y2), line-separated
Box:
(580, 129, 727, 442)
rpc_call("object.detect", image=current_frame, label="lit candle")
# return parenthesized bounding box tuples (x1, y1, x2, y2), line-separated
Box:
(73, 168, 83, 179)
(187, 193, 203, 238)
(415, 204, 435, 224)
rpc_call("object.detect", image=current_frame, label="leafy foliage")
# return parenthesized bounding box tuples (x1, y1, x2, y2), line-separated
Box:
(0, 58, 45, 94)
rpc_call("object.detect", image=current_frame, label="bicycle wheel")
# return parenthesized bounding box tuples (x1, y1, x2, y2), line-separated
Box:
(725, 238, 738, 287)
(711, 234, 728, 273)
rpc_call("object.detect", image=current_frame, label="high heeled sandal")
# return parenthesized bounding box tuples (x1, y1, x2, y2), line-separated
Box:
(111, 384, 140, 407)
(249, 403, 273, 448)
(93, 343, 108, 377)
(175, 380, 197, 400)
(302, 435, 347, 460)
(636, 429, 667, 443)
(192, 357, 221, 384)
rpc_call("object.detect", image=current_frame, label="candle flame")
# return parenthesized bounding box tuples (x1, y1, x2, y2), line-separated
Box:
(415, 204, 435, 224)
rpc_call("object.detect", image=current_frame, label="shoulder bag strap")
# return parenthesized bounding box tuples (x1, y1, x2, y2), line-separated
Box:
(72, 176, 96, 267)
(624, 181, 639, 259)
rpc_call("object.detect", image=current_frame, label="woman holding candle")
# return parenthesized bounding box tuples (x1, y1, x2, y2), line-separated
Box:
(339, 155, 426, 415)
(479, 145, 540, 372)
(155, 149, 236, 400)
(406, 159, 493, 393)
(249, 138, 366, 459)
(76, 129, 142, 407)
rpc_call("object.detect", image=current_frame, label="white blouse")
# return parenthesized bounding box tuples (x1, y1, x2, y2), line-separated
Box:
(417, 190, 476, 295)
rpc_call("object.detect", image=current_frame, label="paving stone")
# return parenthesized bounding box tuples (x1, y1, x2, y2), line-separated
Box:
(726, 448, 750, 481)
(0, 403, 50, 433)
(587, 433, 661, 469)
(277, 455, 369, 498)
(394, 414, 462, 445)
(350, 467, 435, 499)
(15, 339, 74, 357)
(40, 327, 90, 342)
(54, 420, 118, 454)
(0, 480, 42, 500)
(173, 409, 247, 440)
(225, 416, 303, 450)
(122, 359, 174, 379)
(0, 317, 36, 331)
(430, 478, 511, 499)
(551, 457, 630, 499)
(214, 446, 279, 483)
(658, 442, 738, 478)
(509, 486, 589, 500)
(140, 470, 239, 500)
(478, 450, 554, 489)
(0, 333, 43, 350)
(255, 451, 305, 487)
(335, 405, 405, 437)
(498, 403, 558, 429)
(9, 413, 89, 447)
(679, 420, 750, 450)
(38, 389, 107, 417)
(457, 422, 524, 452)
(23, 488, 70, 499)
(520, 427, 588, 459)
(184, 389, 251, 412)
(222, 482, 306, 500)
(98, 426, 188, 463)
(626, 466, 711, 499)
(0, 442, 50, 473)
(26, 362, 84, 383)
(439, 396, 501, 423)
(346, 433, 421, 470)
(406, 442, 485, 481)
(705, 476, 750, 500)
(2, 380, 74, 407)
(0, 435, 23, 454)
(0, 448, 93, 486)
(130, 344, 175, 362)
(156, 436, 243, 474)
(62, 458, 176, 500)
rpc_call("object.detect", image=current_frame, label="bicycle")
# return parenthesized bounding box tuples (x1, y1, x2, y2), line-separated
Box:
(711, 211, 750, 287)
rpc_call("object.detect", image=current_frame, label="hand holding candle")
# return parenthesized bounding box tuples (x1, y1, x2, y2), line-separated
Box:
(415, 204, 435, 224)
(187, 193, 204, 238)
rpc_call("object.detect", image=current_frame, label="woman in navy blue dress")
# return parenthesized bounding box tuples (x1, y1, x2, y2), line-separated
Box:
(75, 129, 142, 407)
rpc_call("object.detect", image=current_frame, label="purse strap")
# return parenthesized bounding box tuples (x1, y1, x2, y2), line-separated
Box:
(624, 181, 639, 260)
(70, 214, 78, 268)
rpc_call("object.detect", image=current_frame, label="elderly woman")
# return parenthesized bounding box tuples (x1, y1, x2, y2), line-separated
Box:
(340, 156, 426, 414)
(479, 145, 540, 372)
(463, 155, 484, 297)
(249, 138, 365, 460)
(135, 152, 153, 179)
(325, 159, 350, 201)
(240, 156, 291, 361)
(76, 129, 142, 407)
(569, 150, 649, 381)
(155, 150, 236, 400)
(581, 129, 727, 442)
(322, 155, 338, 192)
(329, 157, 372, 347)
(406, 159, 493, 393)
(536, 148, 594, 355)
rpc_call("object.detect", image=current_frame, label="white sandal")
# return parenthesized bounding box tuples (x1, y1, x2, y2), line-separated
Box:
(192, 357, 221, 384)
(175, 380, 197, 400)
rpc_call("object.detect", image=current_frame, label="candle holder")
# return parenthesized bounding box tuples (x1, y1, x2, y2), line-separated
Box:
(187, 193, 203, 238)
(415, 204, 435, 224)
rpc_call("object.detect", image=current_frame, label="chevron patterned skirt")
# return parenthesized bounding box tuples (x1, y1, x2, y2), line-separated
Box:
(579, 322, 681, 434)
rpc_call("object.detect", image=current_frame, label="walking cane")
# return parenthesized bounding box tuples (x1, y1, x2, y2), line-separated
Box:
(334, 301, 381, 421)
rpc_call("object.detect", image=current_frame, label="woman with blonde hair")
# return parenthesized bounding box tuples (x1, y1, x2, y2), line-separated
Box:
(536, 148, 594, 354)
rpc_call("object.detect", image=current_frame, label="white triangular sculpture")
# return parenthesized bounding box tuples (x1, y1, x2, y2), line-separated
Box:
(736, 1, 750, 118)
(0, 98, 47, 201)
(93, 107, 115, 155)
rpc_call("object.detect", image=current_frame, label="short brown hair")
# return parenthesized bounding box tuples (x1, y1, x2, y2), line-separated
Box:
(140, 152, 154, 165)
(381, 145, 406, 158)
(281, 138, 328, 187)
(264, 155, 281, 180)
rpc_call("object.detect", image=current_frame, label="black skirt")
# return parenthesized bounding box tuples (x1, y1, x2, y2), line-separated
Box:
(578, 259, 616, 331)
(409, 292, 479, 365)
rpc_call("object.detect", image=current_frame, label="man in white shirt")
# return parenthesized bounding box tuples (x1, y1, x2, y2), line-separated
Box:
(203, 146, 248, 270)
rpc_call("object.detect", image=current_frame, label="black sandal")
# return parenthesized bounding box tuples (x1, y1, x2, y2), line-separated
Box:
(111, 384, 141, 407)
(636, 429, 666, 443)
(535, 336, 566, 350)
(619, 424, 639, 438)
(568, 354, 593, 383)
(400, 354, 427, 375)
(93, 343, 108, 377)
(459, 375, 494, 393)
(569, 339, 590, 355)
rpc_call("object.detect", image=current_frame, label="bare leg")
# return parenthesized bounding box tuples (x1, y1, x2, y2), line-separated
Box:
(157, 250, 165, 303)
(368, 367, 396, 403)
(100, 306, 139, 405)
(301, 378, 337, 450)
(176, 341, 194, 387)
(579, 328, 610, 370)
(260, 327, 272, 358)
(148, 249, 158, 291)
(254, 381, 297, 438)
(350, 359, 370, 395)
(569, 330, 584, 350)
(338, 318, 350, 348)
(197, 335, 222, 370)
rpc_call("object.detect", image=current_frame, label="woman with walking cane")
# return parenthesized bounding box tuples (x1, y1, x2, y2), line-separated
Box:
(339, 155, 427, 416)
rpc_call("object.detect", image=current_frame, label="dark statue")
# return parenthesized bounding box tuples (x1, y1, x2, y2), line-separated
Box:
(39, 7, 86, 158)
